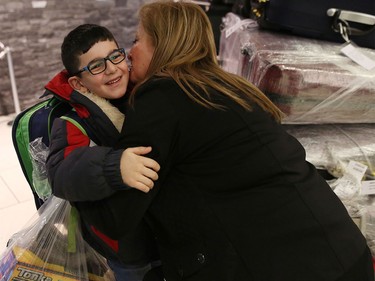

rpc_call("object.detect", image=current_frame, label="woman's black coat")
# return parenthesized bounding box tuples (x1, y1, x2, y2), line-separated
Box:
(78, 77, 370, 281)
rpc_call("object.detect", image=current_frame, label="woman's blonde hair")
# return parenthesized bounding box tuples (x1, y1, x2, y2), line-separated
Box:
(134, 0, 283, 122)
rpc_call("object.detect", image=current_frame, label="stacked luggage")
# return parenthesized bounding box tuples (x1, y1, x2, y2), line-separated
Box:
(220, 13, 375, 124)
(219, 4, 375, 256)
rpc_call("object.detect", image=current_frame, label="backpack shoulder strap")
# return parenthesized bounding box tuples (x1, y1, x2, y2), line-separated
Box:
(60, 115, 88, 136)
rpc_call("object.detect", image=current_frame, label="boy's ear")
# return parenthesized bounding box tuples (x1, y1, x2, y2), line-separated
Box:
(68, 76, 88, 92)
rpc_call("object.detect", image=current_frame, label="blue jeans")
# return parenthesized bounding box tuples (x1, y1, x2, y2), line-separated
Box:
(107, 259, 161, 281)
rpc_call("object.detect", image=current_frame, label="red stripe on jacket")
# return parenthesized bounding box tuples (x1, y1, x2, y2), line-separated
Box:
(64, 121, 90, 158)
(91, 226, 119, 252)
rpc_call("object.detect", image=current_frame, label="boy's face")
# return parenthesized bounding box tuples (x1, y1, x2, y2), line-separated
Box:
(69, 40, 129, 100)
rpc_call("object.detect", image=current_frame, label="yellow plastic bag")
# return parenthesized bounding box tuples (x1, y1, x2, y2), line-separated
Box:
(0, 196, 115, 281)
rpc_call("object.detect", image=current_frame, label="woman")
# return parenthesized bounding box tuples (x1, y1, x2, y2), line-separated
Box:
(77, 1, 374, 280)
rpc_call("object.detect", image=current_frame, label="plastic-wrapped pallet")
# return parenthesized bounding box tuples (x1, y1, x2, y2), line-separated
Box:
(283, 124, 375, 179)
(219, 13, 375, 124)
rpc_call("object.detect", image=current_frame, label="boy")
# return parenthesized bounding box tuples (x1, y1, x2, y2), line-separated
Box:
(46, 24, 160, 281)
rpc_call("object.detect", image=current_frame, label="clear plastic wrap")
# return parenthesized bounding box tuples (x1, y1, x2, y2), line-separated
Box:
(29, 137, 51, 201)
(284, 124, 375, 179)
(219, 13, 375, 124)
(0, 196, 115, 281)
(219, 13, 257, 75)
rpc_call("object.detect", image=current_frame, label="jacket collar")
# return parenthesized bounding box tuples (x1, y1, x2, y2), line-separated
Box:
(43, 70, 125, 146)
(44, 70, 91, 118)
(44, 69, 75, 102)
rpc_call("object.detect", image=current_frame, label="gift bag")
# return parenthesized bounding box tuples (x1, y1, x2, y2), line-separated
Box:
(0, 196, 115, 281)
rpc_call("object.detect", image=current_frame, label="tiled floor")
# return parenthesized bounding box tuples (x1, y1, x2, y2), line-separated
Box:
(0, 114, 36, 254)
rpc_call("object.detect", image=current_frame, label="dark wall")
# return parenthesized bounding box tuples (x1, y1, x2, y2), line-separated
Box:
(0, 0, 145, 115)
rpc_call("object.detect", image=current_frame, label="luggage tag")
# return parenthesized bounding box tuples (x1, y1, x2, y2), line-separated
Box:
(361, 180, 375, 195)
(345, 160, 375, 196)
(331, 12, 375, 71)
(341, 42, 375, 71)
(332, 160, 368, 200)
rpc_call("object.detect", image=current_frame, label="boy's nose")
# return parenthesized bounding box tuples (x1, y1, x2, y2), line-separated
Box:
(105, 60, 117, 73)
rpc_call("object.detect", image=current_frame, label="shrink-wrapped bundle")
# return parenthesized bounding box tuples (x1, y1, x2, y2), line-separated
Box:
(220, 13, 375, 124)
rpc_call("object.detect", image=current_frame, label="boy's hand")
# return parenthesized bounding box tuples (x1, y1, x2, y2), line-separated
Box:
(120, 147, 160, 193)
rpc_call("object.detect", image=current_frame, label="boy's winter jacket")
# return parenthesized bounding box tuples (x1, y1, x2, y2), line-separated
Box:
(45, 70, 159, 265)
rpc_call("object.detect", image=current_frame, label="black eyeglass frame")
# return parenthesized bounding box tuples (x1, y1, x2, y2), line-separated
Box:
(73, 48, 127, 76)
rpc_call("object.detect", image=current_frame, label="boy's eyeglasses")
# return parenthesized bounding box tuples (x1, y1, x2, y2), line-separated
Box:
(74, 48, 127, 76)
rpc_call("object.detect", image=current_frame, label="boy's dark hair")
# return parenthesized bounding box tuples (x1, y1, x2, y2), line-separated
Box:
(61, 24, 118, 76)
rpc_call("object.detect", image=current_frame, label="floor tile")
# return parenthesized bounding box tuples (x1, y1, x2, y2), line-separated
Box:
(0, 167, 32, 202)
(0, 199, 36, 254)
(0, 114, 36, 255)
(0, 175, 18, 209)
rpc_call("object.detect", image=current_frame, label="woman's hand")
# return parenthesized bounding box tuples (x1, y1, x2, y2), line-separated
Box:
(120, 146, 160, 193)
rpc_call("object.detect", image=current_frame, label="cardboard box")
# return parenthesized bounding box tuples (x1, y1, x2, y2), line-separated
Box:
(0, 245, 109, 281)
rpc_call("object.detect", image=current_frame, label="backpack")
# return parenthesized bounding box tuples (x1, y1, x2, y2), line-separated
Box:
(12, 96, 89, 209)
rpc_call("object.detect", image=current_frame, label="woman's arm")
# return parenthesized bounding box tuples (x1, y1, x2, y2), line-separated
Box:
(77, 78, 181, 238)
